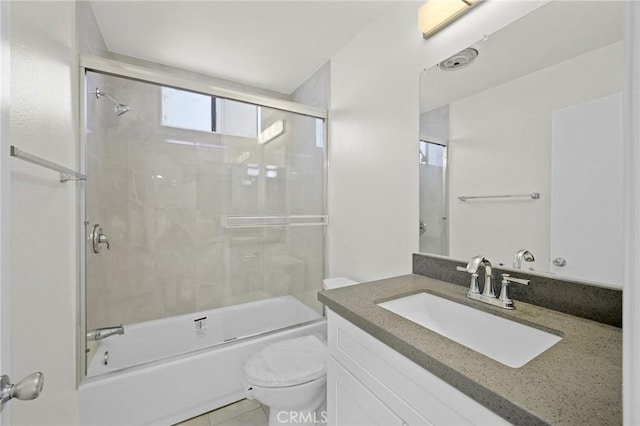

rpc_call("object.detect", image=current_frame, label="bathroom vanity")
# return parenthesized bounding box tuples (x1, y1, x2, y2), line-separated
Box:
(326, 310, 508, 425)
(319, 275, 622, 425)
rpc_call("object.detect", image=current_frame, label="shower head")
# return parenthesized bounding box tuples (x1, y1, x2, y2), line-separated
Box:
(90, 88, 130, 116)
(438, 47, 478, 71)
(114, 103, 130, 116)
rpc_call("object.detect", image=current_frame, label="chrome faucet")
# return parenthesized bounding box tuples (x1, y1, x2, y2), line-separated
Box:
(512, 249, 535, 269)
(456, 256, 529, 309)
(470, 255, 495, 298)
(86, 325, 124, 341)
(457, 255, 494, 297)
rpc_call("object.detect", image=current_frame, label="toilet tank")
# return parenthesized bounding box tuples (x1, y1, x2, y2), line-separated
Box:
(322, 277, 359, 290)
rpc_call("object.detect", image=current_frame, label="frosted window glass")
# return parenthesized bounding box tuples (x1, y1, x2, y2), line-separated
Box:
(222, 99, 257, 137)
(419, 141, 428, 164)
(161, 87, 211, 132)
(428, 143, 444, 167)
(315, 119, 324, 148)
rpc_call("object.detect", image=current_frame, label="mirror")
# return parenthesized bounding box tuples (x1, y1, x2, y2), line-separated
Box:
(419, 1, 624, 288)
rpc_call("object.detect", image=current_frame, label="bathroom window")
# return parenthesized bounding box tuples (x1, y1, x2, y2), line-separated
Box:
(161, 87, 216, 132)
(162, 87, 258, 138)
(419, 140, 445, 167)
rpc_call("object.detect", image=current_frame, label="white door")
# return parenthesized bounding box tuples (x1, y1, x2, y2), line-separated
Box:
(0, 4, 44, 423)
(0, 0, 8, 423)
(550, 93, 624, 286)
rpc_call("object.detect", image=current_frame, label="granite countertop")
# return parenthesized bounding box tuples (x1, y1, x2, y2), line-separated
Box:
(318, 274, 622, 426)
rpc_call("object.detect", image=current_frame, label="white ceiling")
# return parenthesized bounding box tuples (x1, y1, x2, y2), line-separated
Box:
(420, 1, 624, 113)
(90, 1, 404, 95)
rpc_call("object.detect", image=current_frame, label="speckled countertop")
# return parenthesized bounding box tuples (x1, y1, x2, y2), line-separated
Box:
(318, 274, 622, 426)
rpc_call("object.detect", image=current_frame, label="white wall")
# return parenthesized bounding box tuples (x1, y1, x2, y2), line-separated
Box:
(77, 1, 109, 57)
(9, 2, 79, 425)
(623, 4, 640, 423)
(291, 61, 330, 110)
(448, 42, 622, 271)
(328, 1, 548, 282)
(420, 106, 449, 144)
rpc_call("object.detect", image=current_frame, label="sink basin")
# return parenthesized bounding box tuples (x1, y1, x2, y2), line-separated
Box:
(377, 292, 562, 368)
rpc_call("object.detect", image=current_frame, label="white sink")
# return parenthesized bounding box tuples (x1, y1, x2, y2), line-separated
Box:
(377, 292, 562, 368)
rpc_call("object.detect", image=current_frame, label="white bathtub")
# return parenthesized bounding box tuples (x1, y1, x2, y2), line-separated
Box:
(79, 296, 326, 426)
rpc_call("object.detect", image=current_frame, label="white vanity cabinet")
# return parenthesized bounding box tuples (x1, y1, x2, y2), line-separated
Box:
(328, 358, 406, 426)
(326, 309, 511, 426)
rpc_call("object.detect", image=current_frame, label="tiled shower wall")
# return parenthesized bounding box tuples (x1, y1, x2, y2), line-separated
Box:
(85, 72, 326, 330)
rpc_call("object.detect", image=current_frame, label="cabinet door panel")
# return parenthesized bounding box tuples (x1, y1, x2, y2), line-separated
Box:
(328, 357, 405, 426)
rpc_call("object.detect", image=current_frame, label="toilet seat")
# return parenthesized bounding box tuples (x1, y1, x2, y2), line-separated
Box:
(244, 335, 327, 388)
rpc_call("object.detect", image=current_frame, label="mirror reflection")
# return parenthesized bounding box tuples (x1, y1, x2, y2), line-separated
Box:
(419, 1, 624, 288)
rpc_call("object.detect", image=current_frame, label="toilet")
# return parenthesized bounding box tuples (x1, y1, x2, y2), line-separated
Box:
(243, 278, 358, 426)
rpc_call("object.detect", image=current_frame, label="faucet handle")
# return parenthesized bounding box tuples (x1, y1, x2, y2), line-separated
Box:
(456, 265, 480, 294)
(498, 274, 529, 309)
(469, 273, 480, 294)
(501, 274, 529, 286)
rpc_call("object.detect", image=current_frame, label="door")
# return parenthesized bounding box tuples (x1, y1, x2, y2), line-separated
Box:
(0, 0, 8, 423)
(0, 3, 46, 423)
(550, 93, 624, 286)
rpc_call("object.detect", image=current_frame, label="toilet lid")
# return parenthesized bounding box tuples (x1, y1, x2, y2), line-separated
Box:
(243, 335, 327, 387)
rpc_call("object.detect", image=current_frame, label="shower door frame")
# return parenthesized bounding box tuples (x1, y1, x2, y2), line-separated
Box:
(77, 56, 329, 387)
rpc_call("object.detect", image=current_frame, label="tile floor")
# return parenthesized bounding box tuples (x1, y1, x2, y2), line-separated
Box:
(175, 399, 269, 426)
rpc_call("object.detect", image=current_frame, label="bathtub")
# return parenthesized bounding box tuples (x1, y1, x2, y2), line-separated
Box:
(78, 295, 326, 426)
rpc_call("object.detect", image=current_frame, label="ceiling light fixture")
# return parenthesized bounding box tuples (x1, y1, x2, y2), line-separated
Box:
(418, 0, 484, 40)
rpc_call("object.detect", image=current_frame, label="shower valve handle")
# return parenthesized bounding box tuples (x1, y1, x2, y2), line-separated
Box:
(91, 224, 110, 253)
(98, 234, 110, 250)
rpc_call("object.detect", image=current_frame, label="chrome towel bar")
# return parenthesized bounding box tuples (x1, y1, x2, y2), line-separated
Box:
(10, 146, 86, 182)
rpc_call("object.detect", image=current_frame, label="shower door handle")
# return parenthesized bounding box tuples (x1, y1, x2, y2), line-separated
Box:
(91, 224, 110, 253)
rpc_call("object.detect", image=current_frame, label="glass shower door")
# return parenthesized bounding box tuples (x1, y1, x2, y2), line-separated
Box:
(83, 70, 327, 376)
(218, 103, 327, 312)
